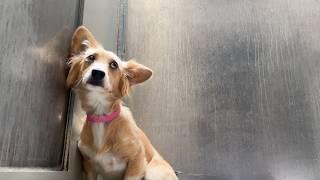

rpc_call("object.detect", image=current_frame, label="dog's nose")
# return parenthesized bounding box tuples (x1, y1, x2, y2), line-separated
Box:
(91, 70, 105, 80)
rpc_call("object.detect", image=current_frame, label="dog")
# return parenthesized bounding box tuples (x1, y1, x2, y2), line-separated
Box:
(66, 26, 178, 180)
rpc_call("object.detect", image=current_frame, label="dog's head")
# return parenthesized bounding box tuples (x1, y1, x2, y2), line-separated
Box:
(66, 26, 152, 101)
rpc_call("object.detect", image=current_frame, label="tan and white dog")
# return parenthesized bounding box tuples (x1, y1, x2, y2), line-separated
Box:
(66, 26, 178, 180)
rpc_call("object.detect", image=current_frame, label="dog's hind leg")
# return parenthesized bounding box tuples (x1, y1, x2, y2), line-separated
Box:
(124, 151, 147, 180)
(145, 158, 178, 180)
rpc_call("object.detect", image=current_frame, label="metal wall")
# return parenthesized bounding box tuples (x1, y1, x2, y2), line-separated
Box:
(0, 0, 80, 168)
(82, 0, 120, 52)
(126, 0, 320, 179)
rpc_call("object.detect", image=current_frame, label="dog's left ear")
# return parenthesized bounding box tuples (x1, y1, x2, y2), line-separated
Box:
(126, 60, 153, 86)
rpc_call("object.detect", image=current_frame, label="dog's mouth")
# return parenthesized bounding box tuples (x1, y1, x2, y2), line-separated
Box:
(87, 79, 104, 87)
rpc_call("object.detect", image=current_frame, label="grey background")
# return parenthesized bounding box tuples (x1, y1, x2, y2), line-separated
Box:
(125, 0, 320, 179)
(1, 1, 320, 180)
(0, 0, 80, 168)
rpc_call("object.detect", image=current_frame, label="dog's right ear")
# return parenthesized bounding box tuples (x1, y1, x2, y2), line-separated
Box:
(70, 26, 99, 55)
(66, 58, 82, 88)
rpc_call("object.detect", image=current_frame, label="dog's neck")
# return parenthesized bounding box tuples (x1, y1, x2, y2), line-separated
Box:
(78, 87, 121, 116)
(82, 97, 122, 150)
(88, 100, 121, 116)
(86, 103, 121, 123)
(77, 87, 123, 149)
(91, 101, 113, 115)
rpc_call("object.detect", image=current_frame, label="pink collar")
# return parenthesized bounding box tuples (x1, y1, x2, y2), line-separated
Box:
(86, 106, 121, 123)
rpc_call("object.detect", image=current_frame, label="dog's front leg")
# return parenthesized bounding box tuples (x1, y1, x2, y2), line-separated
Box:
(83, 158, 97, 180)
(124, 152, 146, 180)
(78, 141, 97, 180)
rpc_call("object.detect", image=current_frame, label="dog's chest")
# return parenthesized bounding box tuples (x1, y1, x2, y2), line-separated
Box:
(79, 122, 127, 177)
(79, 142, 127, 176)
(93, 151, 127, 176)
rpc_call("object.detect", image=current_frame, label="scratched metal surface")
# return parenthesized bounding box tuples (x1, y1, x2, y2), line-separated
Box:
(0, 0, 79, 168)
(125, 0, 320, 179)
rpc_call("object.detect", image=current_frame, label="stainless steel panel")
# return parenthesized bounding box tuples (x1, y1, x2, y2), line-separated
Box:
(0, 0, 80, 168)
(126, 0, 320, 179)
(82, 0, 120, 52)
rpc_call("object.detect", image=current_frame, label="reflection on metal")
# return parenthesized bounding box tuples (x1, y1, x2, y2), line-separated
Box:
(126, 0, 320, 179)
(0, 0, 80, 168)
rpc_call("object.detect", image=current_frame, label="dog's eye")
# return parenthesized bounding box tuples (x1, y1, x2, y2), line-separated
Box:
(109, 60, 118, 70)
(86, 54, 96, 63)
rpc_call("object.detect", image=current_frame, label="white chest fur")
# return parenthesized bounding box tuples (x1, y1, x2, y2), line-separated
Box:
(91, 123, 105, 150)
(94, 151, 127, 176)
(78, 140, 127, 176)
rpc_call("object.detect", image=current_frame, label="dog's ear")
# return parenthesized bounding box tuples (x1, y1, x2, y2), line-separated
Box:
(70, 26, 99, 55)
(66, 58, 82, 88)
(119, 73, 131, 97)
(126, 60, 153, 86)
